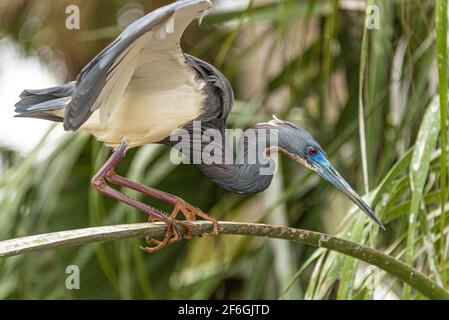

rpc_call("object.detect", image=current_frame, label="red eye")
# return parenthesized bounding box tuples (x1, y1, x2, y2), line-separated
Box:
(308, 147, 317, 156)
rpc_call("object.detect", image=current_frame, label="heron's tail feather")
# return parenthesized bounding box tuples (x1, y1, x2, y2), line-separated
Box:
(14, 82, 74, 122)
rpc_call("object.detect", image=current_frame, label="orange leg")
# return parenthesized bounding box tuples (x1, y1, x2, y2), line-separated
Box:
(104, 169, 219, 236)
(92, 141, 218, 253)
(92, 142, 184, 252)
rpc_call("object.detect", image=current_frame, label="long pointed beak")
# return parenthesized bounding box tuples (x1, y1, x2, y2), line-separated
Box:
(317, 164, 385, 230)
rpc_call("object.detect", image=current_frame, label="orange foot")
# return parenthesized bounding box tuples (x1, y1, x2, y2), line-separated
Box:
(172, 200, 219, 237)
(140, 218, 192, 253)
(148, 200, 218, 242)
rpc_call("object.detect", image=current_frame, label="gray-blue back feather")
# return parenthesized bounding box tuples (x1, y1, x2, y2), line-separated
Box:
(184, 54, 234, 122)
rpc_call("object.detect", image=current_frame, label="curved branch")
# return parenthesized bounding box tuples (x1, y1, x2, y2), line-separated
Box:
(0, 221, 447, 300)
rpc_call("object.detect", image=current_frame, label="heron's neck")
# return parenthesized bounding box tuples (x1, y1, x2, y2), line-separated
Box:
(197, 131, 276, 194)
(166, 122, 283, 194)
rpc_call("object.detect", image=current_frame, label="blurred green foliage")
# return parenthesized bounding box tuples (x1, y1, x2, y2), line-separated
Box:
(0, 0, 448, 299)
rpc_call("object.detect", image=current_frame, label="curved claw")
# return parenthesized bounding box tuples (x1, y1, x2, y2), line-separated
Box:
(140, 219, 184, 253)
(172, 205, 195, 239)
(204, 222, 219, 237)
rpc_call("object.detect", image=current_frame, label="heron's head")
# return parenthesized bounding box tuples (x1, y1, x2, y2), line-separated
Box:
(262, 117, 384, 230)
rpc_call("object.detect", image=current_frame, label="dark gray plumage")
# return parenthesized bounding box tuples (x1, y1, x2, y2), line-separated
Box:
(14, 82, 74, 122)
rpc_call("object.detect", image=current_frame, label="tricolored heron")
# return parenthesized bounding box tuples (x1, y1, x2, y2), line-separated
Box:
(14, 0, 384, 252)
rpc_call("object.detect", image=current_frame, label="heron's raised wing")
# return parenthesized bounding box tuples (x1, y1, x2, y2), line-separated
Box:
(64, 0, 211, 131)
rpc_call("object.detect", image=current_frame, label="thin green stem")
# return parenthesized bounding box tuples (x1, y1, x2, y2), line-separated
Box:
(0, 221, 448, 300)
(436, 0, 448, 287)
(358, 0, 373, 194)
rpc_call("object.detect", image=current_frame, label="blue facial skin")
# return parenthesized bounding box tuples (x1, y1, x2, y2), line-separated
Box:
(308, 148, 329, 168)
(268, 120, 384, 229)
(306, 147, 385, 230)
